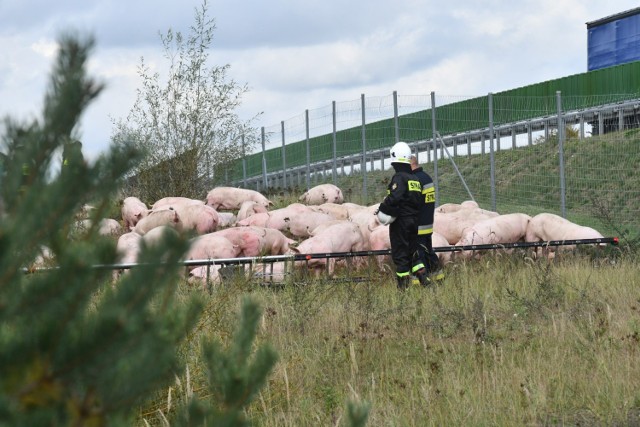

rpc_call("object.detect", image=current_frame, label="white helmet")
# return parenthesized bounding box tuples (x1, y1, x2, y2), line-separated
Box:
(390, 141, 412, 164)
(376, 210, 396, 225)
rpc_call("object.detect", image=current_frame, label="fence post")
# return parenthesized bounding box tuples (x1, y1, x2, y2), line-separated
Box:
(579, 114, 585, 140)
(261, 127, 268, 190)
(305, 109, 311, 191)
(556, 91, 567, 218)
(393, 91, 399, 143)
(488, 92, 496, 212)
(430, 91, 439, 206)
(598, 109, 604, 135)
(361, 94, 367, 204)
(544, 120, 549, 141)
(241, 134, 247, 188)
(332, 100, 337, 185)
(281, 121, 287, 189)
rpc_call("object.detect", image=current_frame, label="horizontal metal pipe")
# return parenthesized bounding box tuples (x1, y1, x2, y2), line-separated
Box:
(23, 237, 618, 274)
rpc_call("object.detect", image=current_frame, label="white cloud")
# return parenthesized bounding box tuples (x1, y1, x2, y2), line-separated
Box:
(30, 38, 58, 60)
(1, 0, 639, 160)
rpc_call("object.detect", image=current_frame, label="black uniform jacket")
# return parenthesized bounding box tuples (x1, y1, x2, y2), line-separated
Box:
(378, 163, 422, 218)
(412, 166, 436, 235)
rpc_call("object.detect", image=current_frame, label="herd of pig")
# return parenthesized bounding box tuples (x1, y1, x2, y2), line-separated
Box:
(105, 182, 608, 286)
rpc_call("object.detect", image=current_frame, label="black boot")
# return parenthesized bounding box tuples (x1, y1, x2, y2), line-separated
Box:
(396, 276, 410, 291)
(415, 269, 432, 288)
(430, 268, 445, 282)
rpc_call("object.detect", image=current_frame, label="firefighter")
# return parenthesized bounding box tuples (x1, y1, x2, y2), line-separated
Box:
(376, 142, 422, 290)
(410, 154, 444, 286)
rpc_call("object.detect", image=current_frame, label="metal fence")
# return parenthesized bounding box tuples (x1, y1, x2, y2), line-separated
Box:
(227, 91, 640, 239)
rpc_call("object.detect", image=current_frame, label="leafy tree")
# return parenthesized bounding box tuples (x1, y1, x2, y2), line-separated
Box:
(112, 0, 258, 203)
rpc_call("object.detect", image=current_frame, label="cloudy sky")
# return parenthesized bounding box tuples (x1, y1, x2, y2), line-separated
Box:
(1, 0, 638, 159)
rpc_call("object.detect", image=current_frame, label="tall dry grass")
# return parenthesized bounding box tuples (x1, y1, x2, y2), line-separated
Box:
(142, 249, 640, 426)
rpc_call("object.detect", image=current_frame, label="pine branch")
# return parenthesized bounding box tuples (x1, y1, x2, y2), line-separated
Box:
(172, 298, 278, 426)
(0, 34, 203, 426)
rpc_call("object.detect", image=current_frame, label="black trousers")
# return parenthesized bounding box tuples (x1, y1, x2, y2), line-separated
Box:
(415, 234, 441, 274)
(389, 216, 417, 276)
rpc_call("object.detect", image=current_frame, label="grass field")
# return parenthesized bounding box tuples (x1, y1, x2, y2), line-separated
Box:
(138, 246, 640, 426)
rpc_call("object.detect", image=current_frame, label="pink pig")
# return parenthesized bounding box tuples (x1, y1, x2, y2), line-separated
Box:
(347, 208, 381, 243)
(247, 226, 296, 255)
(208, 227, 265, 257)
(299, 183, 344, 205)
(286, 211, 335, 237)
(237, 200, 269, 221)
(432, 231, 453, 265)
(455, 213, 531, 260)
(121, 196, 149, 231)
(236, 206, 307, 231)
(315, 202, 350, 220)
(151, 196, 204, 211)
(205, 187, 273, 211)
(434, 208, 499, 245)
(173, 204, 219, 235)
(141, 225, 180, 247)
(114, 231, 143, 280)
(116, 231, 142, 264)
(292, 221, 366, 276)
(133, 208, 183, 236)
(185, 234, 241, 269)
(368, 224, 392, 269)
(264, 204, 314, 230)
(525, 213, 605, 259)
(236, 212, 271, 228)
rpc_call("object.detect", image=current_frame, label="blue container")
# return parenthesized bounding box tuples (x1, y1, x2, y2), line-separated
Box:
(587, 7, 640, 71)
